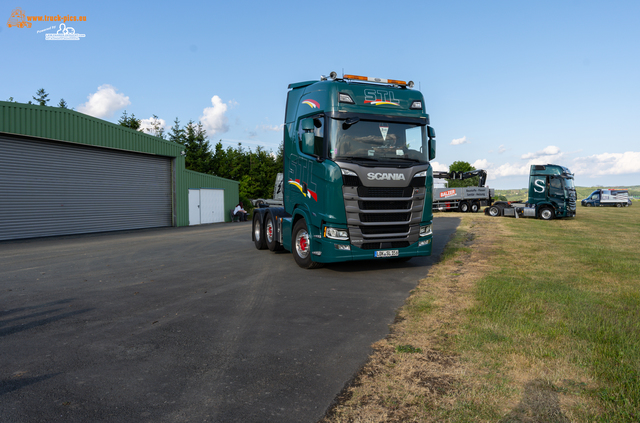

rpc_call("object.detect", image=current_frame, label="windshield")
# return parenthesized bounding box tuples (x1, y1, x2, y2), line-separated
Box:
(328, 118, 429, 165)
(563, 177, 575, 190)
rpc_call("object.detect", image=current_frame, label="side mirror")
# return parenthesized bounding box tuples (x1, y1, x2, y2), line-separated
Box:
(301, 132, 315, 155)
(427, 126, 436, 160)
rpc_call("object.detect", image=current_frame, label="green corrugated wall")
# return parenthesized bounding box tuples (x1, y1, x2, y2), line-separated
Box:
(0, 101, 239, 226)
(182, 170, 240, 223)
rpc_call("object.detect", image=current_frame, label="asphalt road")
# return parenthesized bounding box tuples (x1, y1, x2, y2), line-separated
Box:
(0, 216, 459, 423)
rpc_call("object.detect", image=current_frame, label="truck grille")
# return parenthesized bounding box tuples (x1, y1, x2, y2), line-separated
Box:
(342, 175, 362, 186)
(359, 200, 411, 210)
(360, 225, 410, 235)
(344, 183, 426, 249)
(360, 213, 410, 223)
(357, 186, 413, 198)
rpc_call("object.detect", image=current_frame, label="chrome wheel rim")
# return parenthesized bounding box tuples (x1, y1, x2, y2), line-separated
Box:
(266, 220, 274, 243)
(295, 229, 310, 259)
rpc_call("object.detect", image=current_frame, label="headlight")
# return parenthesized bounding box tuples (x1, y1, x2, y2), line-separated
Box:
(324, 227, 349, 240)
(414, 170, 427, 178)
(420, 224, 432, 237)
(341, 168, 357, 177)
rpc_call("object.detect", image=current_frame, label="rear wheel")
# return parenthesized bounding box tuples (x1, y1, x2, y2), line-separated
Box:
(616, 203, 622, 208)
(471, 201, 480, 213)
(253, 215, 267, 250)
(488, 206, 501, 217)
(292, 219, 323, 269)
(539, 207, 554, 220)
(265, 214, 283, 251)
(586, 203, 592, 207)
(459, 201, 469, 213)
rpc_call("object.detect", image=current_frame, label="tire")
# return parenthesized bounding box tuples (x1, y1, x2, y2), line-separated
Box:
(488, 206, 501, 217)
(253, 215, 267, 250)
(265, 214, 283, 251)
(539, 207, 554, 220)
(616, 203, 622, 208)
(292, 219, 323, 269)
(459, 201, 469, 213)
(586, 203, 592, 207)
(471, 201, 480, 213)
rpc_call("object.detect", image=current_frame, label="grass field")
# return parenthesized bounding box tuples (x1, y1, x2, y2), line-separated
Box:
(322, 206, 639, 422)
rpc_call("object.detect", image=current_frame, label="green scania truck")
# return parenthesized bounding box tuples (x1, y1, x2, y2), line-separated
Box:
(252, 72, 437, 268)
(485, 164, 577, 220)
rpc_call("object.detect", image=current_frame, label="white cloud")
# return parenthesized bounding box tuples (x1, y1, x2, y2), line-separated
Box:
(200, 95, 230, 136)
(498, 144, 506, 154)
(430, 161, 449, 172)
(521, 145, 561, 160)
(450, 136, 468, 146)
(78, 84, 130, 119)
(140, 116, 168, 136)
(572, 151, 640, 177)
(261, 124, 284, 132)
(472, 159, 492, 170)
(490, 162, 530, 178)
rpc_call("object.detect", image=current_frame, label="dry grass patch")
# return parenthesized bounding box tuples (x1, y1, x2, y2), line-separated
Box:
(321, 215, 504, 422)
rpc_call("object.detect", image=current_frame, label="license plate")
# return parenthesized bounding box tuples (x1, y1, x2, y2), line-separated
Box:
(374, 250, 399, 258)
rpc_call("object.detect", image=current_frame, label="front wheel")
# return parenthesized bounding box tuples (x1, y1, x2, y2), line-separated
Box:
(616, 203, 622, 208)
(539, 207, 554, 220)
(292, 219, 323, 269)
(253, 215, 267, 250)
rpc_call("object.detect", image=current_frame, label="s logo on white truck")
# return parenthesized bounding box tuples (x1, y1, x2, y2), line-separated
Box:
(367, 172, 406, 181)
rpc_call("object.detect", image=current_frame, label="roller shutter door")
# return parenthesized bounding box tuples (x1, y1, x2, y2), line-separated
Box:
(0, 135, 172, 241)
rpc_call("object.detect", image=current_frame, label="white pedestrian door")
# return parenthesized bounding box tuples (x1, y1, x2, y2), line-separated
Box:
(189, 189, 225, 225)
(189, 189, 201, 226)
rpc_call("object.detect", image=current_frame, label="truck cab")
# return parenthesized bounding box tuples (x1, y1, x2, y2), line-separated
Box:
(486, 164, 576, 220)
(253, 73, 437, 268)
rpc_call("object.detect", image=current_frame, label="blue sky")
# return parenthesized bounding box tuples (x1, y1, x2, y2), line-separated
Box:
(2, 0, 639, 189)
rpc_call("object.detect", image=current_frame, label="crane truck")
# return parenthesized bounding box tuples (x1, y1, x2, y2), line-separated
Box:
(485, 164, 576, 220)
(252, 72, 437, 268)
(432, 169, 493, 212)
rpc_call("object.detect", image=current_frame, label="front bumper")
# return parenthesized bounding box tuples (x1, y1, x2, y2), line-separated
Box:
(308, 234, 433, 263)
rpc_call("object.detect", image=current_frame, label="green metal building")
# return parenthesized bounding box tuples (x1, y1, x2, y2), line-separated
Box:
(0, 101, 239, 241)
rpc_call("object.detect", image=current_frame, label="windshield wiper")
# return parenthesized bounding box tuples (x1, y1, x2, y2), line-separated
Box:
(385, 157, 422, 162)
(336, 156, 379, 162)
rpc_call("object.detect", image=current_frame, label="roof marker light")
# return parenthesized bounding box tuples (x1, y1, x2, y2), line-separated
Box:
(343, 74, 409, 87)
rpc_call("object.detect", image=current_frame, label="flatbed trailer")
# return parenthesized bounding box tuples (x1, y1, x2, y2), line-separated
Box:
(432, 169, 493, 212)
